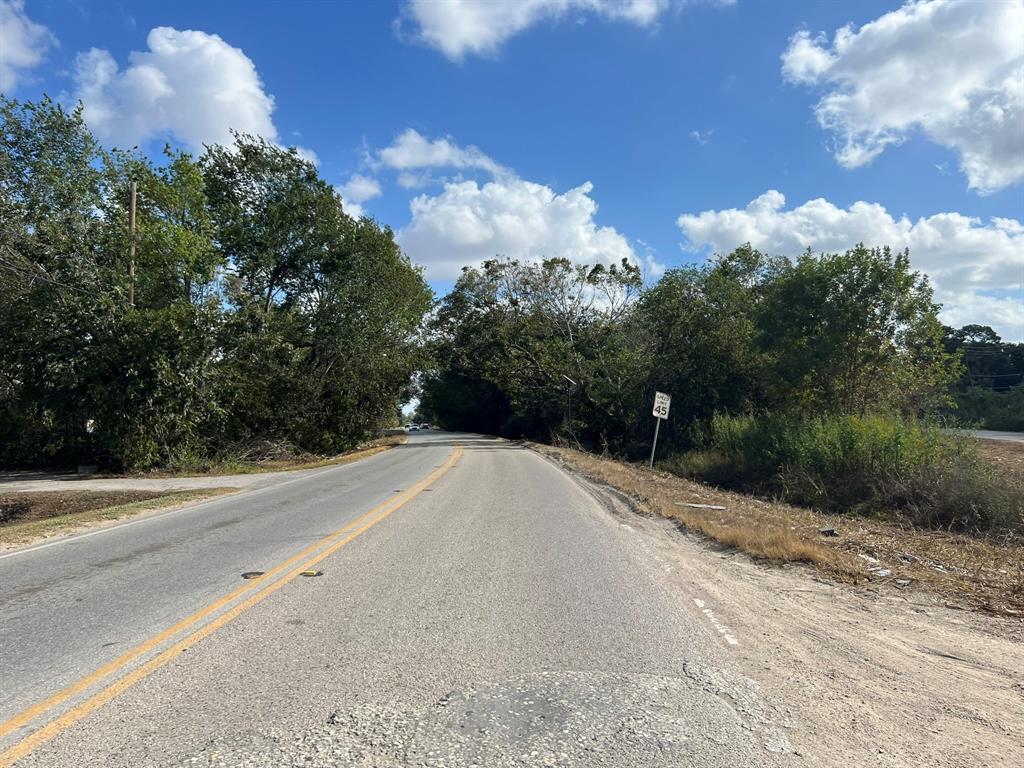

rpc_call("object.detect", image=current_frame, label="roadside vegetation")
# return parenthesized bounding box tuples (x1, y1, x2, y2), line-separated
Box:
(136, 434, 405, 477)
(942, 325, 1024, 431)
(418, 246, 1023, 548)
(0, 97, 429, 473)
(664, 414, 1022, 537)
(0, 488, 236, 546)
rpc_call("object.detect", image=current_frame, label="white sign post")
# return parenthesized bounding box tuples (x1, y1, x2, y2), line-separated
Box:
(649, 391, 671, 468)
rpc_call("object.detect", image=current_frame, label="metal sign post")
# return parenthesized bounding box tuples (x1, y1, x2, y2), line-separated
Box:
(649, 391, 671, 469)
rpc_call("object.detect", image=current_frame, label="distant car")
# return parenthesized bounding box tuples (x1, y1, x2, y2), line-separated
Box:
(420, 423, 431, 430)
(408, 424, 419, 431)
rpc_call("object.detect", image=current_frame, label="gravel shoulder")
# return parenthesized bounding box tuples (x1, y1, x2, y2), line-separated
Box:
(539, 445, 1024, 768)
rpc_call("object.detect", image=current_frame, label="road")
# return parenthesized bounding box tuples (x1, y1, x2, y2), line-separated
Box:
(964, 429, 1024, 443)
(0, 432, 796, 767)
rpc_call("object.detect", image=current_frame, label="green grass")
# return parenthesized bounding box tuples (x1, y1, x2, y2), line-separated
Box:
(660, 413, 1023, 536)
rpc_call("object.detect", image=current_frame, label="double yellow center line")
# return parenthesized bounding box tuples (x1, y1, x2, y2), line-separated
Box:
(0, 445, 462, 766)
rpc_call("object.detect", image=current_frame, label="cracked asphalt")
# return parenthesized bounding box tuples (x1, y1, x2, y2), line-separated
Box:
(1, 433, 792, 767)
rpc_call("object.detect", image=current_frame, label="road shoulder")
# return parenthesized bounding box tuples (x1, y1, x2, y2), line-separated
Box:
(530, 441, 1024, 768)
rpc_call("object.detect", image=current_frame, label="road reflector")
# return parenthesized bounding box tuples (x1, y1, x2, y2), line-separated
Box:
(241, 571, 264, 580)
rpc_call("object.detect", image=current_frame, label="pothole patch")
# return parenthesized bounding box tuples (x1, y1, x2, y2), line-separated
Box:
(186, 670, 791, 766)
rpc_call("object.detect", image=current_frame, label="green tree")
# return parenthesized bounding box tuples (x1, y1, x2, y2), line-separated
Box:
(632, 245, 767, 449)
(203, 133, 431, 454)
(757, 246, 959, 416)
(422, 257, 644, 446)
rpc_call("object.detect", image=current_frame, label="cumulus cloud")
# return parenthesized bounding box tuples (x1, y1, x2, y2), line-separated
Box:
(677, 190, 1024, 340)
(336, 174, 382, 219)
(338, 174, 382, 203)
(72, 26, 312, 157)
(399, 178, 638, 281)
(781, 0, 1024, 193)
(375, 129, 648, 281)
(398, 0, 673, 60)
(0, 0, 55, 91)
(377, 128, 509, 178)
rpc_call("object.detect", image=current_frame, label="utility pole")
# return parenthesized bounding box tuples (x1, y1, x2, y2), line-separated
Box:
(129, 180, 137, 308)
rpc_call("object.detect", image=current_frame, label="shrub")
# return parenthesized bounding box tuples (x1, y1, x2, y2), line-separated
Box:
(664, 413, 1022, 535)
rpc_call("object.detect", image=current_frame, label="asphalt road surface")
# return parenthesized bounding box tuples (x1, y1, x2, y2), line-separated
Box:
(0, 433, 792, 767)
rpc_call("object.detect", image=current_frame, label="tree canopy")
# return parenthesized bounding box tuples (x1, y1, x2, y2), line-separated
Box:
(0, 97, 430, 470)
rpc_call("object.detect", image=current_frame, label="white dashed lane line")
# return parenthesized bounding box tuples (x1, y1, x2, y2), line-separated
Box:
(693, 598, 739, 646)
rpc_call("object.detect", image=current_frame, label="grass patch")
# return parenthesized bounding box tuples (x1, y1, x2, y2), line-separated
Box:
(534, 443, 1024, 616)
(0, 488, 237, 546)
(128, 435, 406, 477)
(669, 414, 1023, 537)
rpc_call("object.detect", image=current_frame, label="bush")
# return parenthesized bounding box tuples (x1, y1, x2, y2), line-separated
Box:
(664, 413, 1022, 535)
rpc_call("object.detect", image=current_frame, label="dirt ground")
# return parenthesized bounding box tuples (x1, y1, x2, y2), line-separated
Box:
(977, 438, 1024, 484)
(547, 450, 1024, 768)
(0, 490, 167, 525)
(0, 488, 237, 549)
(615, 504, 1023, 767)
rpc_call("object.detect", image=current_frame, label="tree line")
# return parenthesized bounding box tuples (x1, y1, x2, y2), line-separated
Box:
(942, 325, 1024, 431)
(1, 97, 430, 470)
(419, 247, 965, 454)
(2, 96, 1015, 474)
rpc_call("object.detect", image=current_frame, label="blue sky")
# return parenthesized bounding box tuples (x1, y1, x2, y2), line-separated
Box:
(2, 0, 1022, 338)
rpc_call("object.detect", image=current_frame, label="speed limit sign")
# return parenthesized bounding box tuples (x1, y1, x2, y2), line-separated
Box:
(649, 391, 671, 468)
(652, 391, 671, 419)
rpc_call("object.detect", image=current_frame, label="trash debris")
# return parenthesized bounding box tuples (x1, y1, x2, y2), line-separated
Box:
(683, 503, 727, 510)
(300, 570, 323, 577)
(818, 527, 838, 537)
(241, 571, 264, 580)
(858, 554, 881, 565)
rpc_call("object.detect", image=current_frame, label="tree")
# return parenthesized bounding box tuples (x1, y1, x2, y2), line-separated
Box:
(203, 133, 431, 454)
(632, 245, 767, 449)
(756, 246, 959, 416)
(0, 96, 110, 465)
(422, 257, 644, 447)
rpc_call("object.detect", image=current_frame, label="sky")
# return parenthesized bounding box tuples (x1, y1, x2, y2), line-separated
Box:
(2, 0, 1022, 339)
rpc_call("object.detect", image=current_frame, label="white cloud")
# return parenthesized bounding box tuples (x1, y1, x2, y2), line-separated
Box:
(338, 174, 382, 203)
(399, 178, 638, 281)
(72, 27, 313, 157)
(398, 0, 672, 60)
(677, 190, 1024, 340)
(397, 171, 432, 189)
(377, 128, 509, 177)
(335, 174, 381, 219)
(781, 0, 1024, 193)
(0, 0, 55, 91)
(339, 199, 365, 219)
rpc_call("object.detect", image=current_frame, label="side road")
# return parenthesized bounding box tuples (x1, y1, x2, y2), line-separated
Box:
(0, 443, 400, 494)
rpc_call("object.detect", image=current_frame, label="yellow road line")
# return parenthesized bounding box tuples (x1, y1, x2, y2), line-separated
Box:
(0, 445, 462, 767)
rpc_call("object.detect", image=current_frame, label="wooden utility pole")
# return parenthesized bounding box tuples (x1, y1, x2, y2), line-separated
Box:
(129, 181, 137, 307)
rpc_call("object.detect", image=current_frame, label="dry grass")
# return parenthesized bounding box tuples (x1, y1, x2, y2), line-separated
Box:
(534, 443, 1024, 616)
(976, 438, 1024, 485)
(0, 487, 237, 546)
(131, 435, 407, 477)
